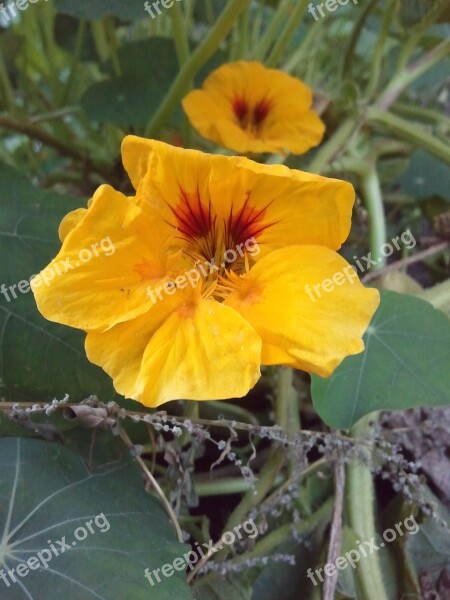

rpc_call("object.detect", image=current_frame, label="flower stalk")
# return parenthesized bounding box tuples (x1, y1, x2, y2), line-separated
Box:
(146, 0, 249, 137)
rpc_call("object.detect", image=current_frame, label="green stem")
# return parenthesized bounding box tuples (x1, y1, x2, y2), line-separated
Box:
(104, 18, 121, 76)
(359, 163, 387, 267)
(367, 108, 450, 164)
(223, 446, 285, 533)
(170, 0, 190, 66)
(252, 0, 292, 61)
(266, 0, 309, 68)
(342, 0, 378, 77)
(0, 53, 15, 112)
(169, 0, 192, 145)
(0, 115, 113, 182)
(146, 0, 249, 137)
(282, 17, 323, 73)
(346, 163, 388, 600)
(58, 20, 87, 106)
(196, 497, 334, 587)
(347, 415, 389, 600)
(91, 20, 110, 65)
(376, 40, 450, 111)
(204, 0, 215, 26)
(307, 118, 357, 175)
(395, 1, 448, 75)
(194, 474, 284, 497)
(238, 5, 250, 58)
(203, 400, 260, 426)
(392, 102, 450, 130)
(275, 366, 299, 431)
(220, 367, 297, 534)
(365, 0, 397, 100)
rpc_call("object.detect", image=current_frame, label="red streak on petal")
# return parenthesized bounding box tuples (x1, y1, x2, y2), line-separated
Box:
(169, 186, 214, 240)
(232, 98, 249, 122)
(225, 192, 276, 247)
(253, 98, 272, 126)
(232, 97, 273, 130)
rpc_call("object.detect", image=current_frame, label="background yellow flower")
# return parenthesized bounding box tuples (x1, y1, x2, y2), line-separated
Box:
(182, 61, 325, 155)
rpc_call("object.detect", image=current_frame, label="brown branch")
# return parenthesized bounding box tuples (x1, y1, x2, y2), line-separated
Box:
(323, 460, 345, 600)
(119, 427, 184, 543)
(0, 115, 113, 182)
(363, 241, 450, 284)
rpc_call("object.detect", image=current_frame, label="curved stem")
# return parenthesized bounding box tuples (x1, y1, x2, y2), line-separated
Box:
(170, 0, 190, 66)
(266, 0, 309, 68)
(307, 118, 357, 175)
(376, 39, 450, 111)
(120, 428, 184, 543)
(346, 162, 388, 600)
(0, 52, 15, 113)
(251, 0, 292, 61)
(365, 0, 397, 100)
(347, 415, 389, 600)
(359, 163, 387, 267)
(367, 108, 450, 164)
(146, 0, 249, 137)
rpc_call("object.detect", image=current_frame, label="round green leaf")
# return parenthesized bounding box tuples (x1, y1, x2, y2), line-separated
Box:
(399, 150, 450, 201)
(55, 0, 144, 21)
(311, 291, 450, 429)
(81, 39, 179, 128)
(0, 163, 117, 402)
(0, 436, 192, 599)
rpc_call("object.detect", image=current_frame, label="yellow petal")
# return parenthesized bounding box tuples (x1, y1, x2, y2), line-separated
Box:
(58, 208, 88, 242)
(121, 135, 157, 191)
(209, 155, 355, 253)
(123, 138, 354, 254)
(86, 288, 262, 406)
(32, 185, 170, 331)
(85, 290, 184, 400)
(225, 245, 380, 377)
(182, 61, 325, 155)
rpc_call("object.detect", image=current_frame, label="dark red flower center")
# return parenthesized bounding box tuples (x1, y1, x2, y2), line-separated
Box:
(232, 97, 272, 132)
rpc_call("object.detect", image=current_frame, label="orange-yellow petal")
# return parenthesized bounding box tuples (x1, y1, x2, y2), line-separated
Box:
(58, 208, 88, 242)
(225, 245, 380, 377)
(121, 138, 354, 254)
(121, 136, 157, 191)
(86, 287, 262, 406)
(209, 155, 355, 253)
(182, 61, 325, 155)
(32, 185, 170, 332)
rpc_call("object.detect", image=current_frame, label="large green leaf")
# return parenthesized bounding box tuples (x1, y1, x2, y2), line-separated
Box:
(311, 291, 450, 429)
(193, 579, 252, 600)
(81, 39, 179, 128)
(0, 436, 192, 599)
(55, 0, 144, 21)
(0, 162, 117, 402)
(399, 150, 450, 201)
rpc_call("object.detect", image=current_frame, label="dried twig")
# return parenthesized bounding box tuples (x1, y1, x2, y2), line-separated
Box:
(323, 460, 345, 600)
(362, 241, 449, 283)
(119, 427, 184, 543)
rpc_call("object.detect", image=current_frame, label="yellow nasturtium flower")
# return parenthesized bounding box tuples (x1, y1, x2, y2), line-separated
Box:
(182, 61, 325, 155)
(32, 137, 379, 408)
